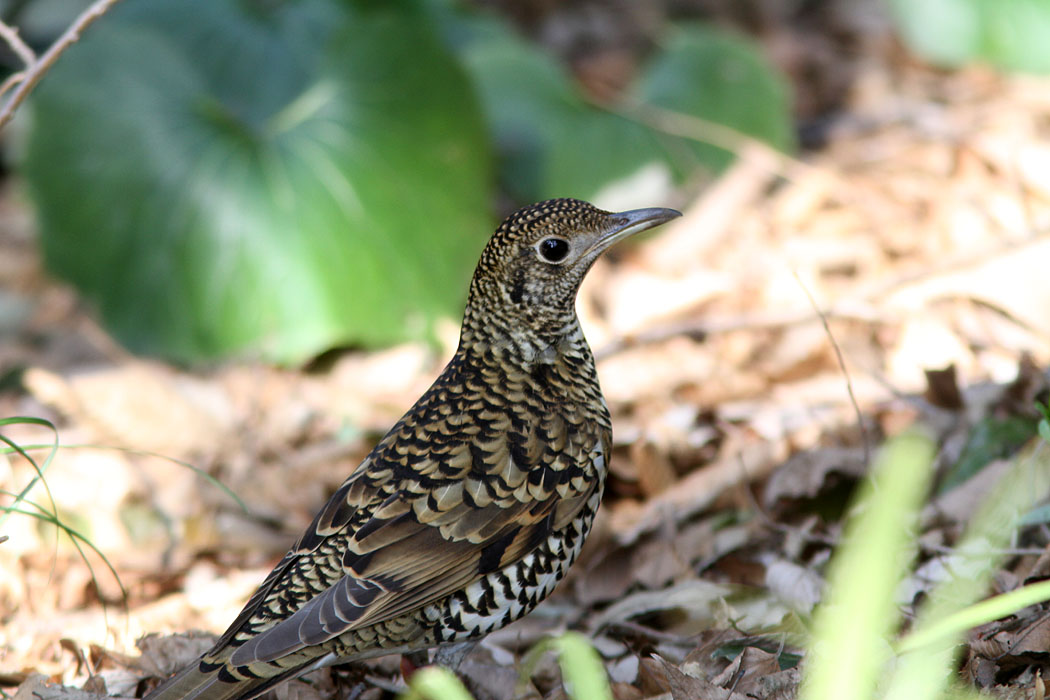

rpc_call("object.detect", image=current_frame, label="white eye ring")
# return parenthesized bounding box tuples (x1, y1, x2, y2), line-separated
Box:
(537, 237, 570, 263)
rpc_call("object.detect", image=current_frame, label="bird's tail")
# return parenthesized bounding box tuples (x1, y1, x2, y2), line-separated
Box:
(144, 655, 314, 700)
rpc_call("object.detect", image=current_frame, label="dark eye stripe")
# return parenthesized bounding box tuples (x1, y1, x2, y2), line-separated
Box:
(539, 238, 569, 262)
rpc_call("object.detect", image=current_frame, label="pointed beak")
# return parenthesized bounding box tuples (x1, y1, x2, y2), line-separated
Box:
(593, 206, 682, 253)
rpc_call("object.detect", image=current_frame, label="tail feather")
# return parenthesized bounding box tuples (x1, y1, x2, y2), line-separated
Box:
(145, 656, 315, 700)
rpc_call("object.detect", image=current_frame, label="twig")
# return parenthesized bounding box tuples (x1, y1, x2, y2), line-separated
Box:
(0, 20, 35, 67)
(0, 0, 125, 132)
(793, 271, 872, 468)
(0, 71, 24, 100)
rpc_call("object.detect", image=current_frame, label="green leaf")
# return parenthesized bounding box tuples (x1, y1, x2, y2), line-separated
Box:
(1035, 400, 1050, 444)
(1020, 502, 1050, 526)
(937, 415, 1038, 494)
(460, 31, 666, 204)
(23, 0, 493, 364)
(634, 23, 795, 170)
(890, 0, 1050, 74)
(458, 18, 792, 206)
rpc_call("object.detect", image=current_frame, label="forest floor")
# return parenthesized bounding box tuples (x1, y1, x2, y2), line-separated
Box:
(5, 1, 1050, 699)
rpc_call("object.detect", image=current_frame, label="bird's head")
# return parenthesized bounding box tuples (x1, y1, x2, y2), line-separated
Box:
(464, 198, 681, 346)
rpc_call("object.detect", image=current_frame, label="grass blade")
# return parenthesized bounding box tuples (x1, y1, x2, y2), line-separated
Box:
(802, 431, 935, 700)
(401, 667, 474, 700)
(884, 441, 1050, 699)
(0, 416, 60, 528)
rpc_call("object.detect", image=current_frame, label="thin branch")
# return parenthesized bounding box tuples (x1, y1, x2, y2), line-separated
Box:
(0, 0, 125, 132)
(0, 20, 35, 66)
(793, 270, 872, 468)
(0, 71, 24, 100)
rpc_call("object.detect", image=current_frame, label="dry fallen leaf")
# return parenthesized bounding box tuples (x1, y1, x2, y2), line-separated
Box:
(134, 632, 216, 679)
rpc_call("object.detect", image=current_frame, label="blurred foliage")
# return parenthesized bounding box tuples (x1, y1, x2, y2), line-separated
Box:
(937, 414, 1038, 494)
(0, 416, 128, 609)
(455, 17, 793, 205)
(890, 0, 1050, 73)
(400, 632, 612, 700)
(24, 0, 492, 364)
(401, 667, 474, 700)
(803, 433, 936, 700)
(21, 0, 793, 364)
(804, 431, 1050, 700)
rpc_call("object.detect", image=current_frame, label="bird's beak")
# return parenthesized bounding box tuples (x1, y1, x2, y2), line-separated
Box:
(592, 206, 682, 254)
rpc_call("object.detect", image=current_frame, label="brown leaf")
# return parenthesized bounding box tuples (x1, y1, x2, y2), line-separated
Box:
(630, 441, 680, 498)
(80, 676, 105, 696)
(986, 611, 1050, 656)
(23, 364, 236, 457)
(924, 365, 963, 409)
(712, 648, 789, 697)
(12, 674, 114, 700)
(577, 514, 753, 607)
(609, 436, 782, 546)
(134, 632, 216, 678)
(762, 446, 867, 507)
(636, 657, 672, 697)
(459, 657, 532, 700)
(656, 655, 744, 700)
(755, 669, 801, 700)
(610, 681, 645, 700)
(680, 631, 743, 681)
(591, 579, 732, 632)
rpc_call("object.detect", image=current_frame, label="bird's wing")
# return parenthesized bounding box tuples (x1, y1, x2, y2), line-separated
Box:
(223, 432, 606, 667)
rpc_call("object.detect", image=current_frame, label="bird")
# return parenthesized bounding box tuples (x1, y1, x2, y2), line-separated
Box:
(145, 198, 681, 700)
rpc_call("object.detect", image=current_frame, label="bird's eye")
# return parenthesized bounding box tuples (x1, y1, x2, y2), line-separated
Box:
(537, 237, 570, 263)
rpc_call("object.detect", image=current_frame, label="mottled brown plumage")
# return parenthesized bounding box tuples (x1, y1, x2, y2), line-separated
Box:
(146, 198, 680, 700)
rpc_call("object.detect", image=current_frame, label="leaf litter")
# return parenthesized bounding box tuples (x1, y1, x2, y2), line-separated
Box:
(6, 1, 1050, 698)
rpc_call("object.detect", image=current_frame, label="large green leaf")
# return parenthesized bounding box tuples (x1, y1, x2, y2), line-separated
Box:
(460, 34, 669, 204)
(890, 0, 1050, 73)
(456, 18, 792, 205)
(635, 24, 795, 172)
(23, 0, 492, 364)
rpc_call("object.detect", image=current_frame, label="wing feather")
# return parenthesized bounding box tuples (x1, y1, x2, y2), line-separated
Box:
(208, 387, 606, 673)
(226, 472, 598, 665)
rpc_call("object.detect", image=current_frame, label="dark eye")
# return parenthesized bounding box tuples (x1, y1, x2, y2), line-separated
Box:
(538, 237, 570, 263)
